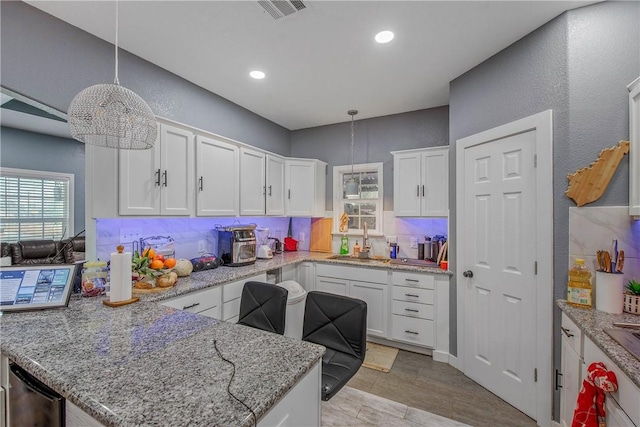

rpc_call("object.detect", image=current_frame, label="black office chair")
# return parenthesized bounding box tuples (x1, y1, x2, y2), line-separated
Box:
(302, 291, 367, 401)
(237, 281, 288, 335)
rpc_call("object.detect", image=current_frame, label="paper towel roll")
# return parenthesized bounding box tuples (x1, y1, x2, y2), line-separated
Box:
(110, 248, 132, 303)
(595, 271, 624, 314)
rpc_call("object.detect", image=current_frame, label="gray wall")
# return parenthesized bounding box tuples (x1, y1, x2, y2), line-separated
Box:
(449, 1, 639, 420)
(0, 1, 290, 155)
(0, 127, 86, 236)
(291, 106, 450, 210)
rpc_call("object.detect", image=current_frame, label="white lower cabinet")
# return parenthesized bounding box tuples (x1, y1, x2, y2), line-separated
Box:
(390, 271, 435, 348)
(296, 262, 315, 292)
(559, 314, 583, 427)
(315, 264, 388, 338)
(221, 273, 267, 322)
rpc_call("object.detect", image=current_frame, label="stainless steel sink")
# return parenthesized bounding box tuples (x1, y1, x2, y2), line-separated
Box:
(327, 255, 391, 264)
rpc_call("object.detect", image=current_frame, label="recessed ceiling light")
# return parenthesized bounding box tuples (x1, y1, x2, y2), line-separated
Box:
(375, 30, 394, 44)
(249, 70, 266, 80)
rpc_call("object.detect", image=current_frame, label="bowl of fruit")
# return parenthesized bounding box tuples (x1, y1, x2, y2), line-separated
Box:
(132, 247, 178, 291)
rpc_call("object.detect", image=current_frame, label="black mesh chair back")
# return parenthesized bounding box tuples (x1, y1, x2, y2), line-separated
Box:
(237, 281, 288, 335)
(302, 291, 367, 400)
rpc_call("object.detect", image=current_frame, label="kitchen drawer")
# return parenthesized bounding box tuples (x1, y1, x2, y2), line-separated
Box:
(561, 313, 582, 355)
(222, 273, 266, 303)
(162, 286, 221, 314)
(222, 297, 241, 321)
(392, 300, 434, 320)
(391, 315, 434, 347)
(392, 285, 434, 305)
(197, 305, 221, 319)
(391, 271, 434, 289)
(583, 337, 640, 426)
(315, 263, 387, 284)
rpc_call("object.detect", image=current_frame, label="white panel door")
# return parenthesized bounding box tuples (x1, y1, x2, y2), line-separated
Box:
(196, 135, 239, 216)
(393, 152, 421, 216)
(462, 130, 537, 418)
(285, 160, 315, 216)
(160, 124, 193, 215)
(266, 155, 285, 216)
(421, 149, 448, 217)
(119, 134, 161, 215)
(350, 280, 388, 338)
(240, 148, 266, 215)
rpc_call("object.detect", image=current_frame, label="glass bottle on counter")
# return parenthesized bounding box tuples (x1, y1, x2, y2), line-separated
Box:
(567, 258, 592, 308)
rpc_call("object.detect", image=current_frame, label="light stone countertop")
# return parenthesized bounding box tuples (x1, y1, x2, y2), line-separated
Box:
(557, 300, 640, 389)
(0, 251, 449, 426)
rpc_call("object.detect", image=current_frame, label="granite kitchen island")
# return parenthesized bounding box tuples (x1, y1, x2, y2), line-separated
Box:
(0, 295, 324, 426)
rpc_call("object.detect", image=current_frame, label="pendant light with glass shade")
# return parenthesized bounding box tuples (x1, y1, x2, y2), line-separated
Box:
(345, 110, 359, 198)
(67, 1, 157, 150)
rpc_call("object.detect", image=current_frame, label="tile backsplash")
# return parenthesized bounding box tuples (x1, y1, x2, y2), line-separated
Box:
(569, 206, 640, 286)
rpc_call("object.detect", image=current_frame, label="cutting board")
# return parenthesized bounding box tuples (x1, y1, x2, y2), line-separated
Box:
(310, 218, 333, 253)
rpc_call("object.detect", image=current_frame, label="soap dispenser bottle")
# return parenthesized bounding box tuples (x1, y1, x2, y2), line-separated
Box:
(353, 241, 360, 256)
(340, 235, 349, 255)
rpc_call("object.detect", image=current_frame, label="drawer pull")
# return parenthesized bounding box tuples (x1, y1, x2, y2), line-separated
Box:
(405, 330, 419, 335)
(560, 327, 574, 338)
(405, 308, 419, 313)
(405, 293, 420, 298)
(183, 302, 200, 310)
(405, 279, 419, 282)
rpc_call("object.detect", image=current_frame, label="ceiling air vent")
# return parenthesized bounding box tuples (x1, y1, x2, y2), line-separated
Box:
(257, 0, 306, 20)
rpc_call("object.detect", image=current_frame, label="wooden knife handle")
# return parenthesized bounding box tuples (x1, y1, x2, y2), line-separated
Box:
(603, 251, 611, 273)
(617, 250, 624, 272)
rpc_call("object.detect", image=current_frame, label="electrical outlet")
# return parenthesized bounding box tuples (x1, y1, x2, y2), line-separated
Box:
(119, 227, 141, 243)
(198, 240, 206, 254)
(410, 237, 418, 248)
(299, 232, 306, 242)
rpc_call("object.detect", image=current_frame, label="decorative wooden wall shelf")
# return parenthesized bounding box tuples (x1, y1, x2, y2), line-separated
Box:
(566, 140, 630, 207)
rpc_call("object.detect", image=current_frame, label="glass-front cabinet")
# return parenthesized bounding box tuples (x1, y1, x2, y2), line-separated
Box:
(334, 163, 384, 235)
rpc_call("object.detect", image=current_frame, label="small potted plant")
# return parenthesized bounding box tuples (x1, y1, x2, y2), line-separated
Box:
(623, 279, 640, 315)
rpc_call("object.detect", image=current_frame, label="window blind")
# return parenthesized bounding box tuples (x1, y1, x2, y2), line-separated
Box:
(0, 169, 73, 242)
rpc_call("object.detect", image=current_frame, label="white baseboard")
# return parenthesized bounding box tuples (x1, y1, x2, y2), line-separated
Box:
(448, 354, 459, 370)
(549, 421, 561, 427)
(432, 350, 449, 363)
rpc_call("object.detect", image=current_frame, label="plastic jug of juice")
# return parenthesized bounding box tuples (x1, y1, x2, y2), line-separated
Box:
(567, 258, 592, 308)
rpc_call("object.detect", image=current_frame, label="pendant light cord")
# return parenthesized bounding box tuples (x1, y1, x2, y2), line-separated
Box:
(350, 114, 355, 176)
(114, 0, 120, 85)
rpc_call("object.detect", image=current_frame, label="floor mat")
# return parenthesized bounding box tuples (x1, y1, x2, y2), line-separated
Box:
(362, 342, 399, 373)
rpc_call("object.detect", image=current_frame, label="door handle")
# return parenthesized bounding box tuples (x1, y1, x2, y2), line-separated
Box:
(268, 185, 272, 196)
(422, 185, 425, 197)
(162, 170, 168, 187)
(560, 327, 574, 338)
(463, 270, 473, 278)
(155, 169, 161, 186)
(199, 176, 203, 192)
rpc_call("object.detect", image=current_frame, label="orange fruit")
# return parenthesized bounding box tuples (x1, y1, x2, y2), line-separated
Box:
(142, 247, 155, 259)
(163, 258, 176, 269)
(150, 259, 165, 270)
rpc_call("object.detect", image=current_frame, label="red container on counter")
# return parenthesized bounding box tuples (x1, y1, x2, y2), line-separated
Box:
(284, 237, 298, 251)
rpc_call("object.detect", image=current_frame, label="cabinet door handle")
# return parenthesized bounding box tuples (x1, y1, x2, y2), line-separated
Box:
(404, 308, 419, 313)
(560, 327, 574, 338)
(422, 185, 425, 197)
(162, 170, 168, 187)
(405, 278, 419, 283)
(199, 176, 204, 192)
(288, 189, 291, 199)
(183, 302, 200, 310)
(417, 185, 420, 197)
(405, 293, 420, 298)
(155, 169, 161, 186)
(405, 330, 419, 335)
(555, 369, 563, 390)
(268, 185, 272, 196)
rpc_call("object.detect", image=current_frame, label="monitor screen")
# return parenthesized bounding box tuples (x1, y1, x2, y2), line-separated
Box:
(0, 264, 77, 312)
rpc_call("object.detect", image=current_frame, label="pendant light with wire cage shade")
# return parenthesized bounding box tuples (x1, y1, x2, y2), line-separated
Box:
(67, 1, 157, 150)
(345, 110, 359, 198)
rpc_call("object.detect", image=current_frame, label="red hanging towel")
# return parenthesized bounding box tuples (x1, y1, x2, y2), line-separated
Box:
(572, 362, 618, 427)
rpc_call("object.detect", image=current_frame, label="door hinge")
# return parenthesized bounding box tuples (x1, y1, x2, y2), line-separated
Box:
(555, 369, 563, 390)
(534, 368, 538, 383)
(534, 261, 538, 275)
(534, 154, 537, 167)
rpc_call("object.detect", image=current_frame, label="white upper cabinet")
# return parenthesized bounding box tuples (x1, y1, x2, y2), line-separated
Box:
(285, 159, 327, 217)
(239, 147, 266, 215)
(119, 123, 194, 216)
(392, 147, 449, 217)
(196, 135, 239, 216)
(629, 77, 640, 217)
(266, 155, 285, 216)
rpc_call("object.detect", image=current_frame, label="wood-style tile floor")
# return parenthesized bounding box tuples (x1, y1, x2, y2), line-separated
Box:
(345, 349, 537, 427)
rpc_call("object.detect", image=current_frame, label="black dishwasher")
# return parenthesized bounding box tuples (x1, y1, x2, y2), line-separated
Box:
(9, 363, 64, 427)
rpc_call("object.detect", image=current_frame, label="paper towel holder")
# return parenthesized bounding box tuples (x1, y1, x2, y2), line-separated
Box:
(103, 245, 140, 308)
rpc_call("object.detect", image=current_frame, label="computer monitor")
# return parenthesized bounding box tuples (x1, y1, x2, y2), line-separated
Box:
(0, 264, 77, 312)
